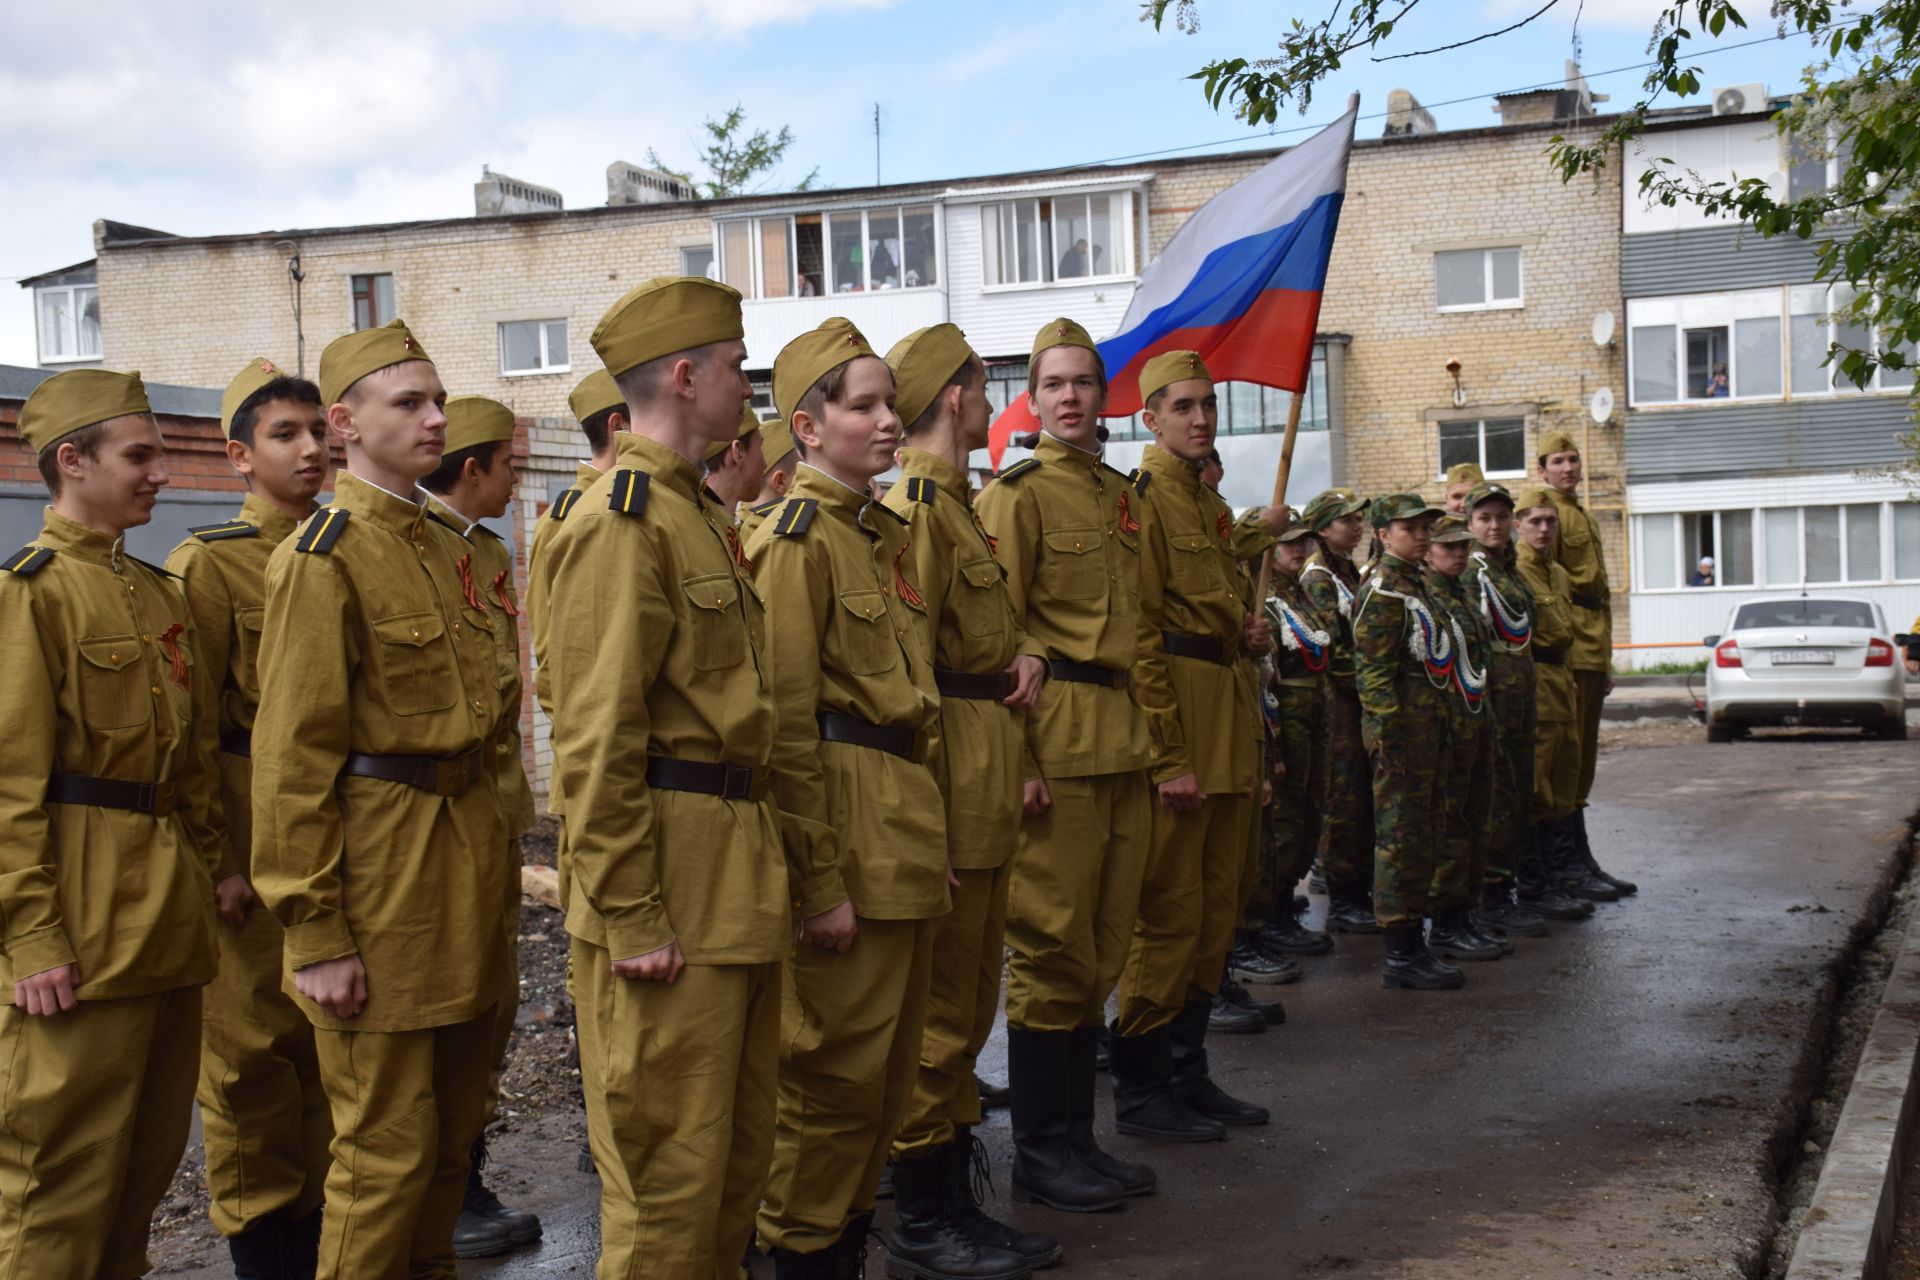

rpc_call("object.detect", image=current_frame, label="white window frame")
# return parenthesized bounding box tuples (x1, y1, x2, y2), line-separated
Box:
(714, 203, 942, 300)
(977, 189, 1137, 293)
(1633, 502, 1904, 594)
(1434, 416, 1528, 481)
(498, 318, 570, 377)
(36, 283, 101, 364)
(680, 243, 716, 280)
(1434, 246, 1524, 313)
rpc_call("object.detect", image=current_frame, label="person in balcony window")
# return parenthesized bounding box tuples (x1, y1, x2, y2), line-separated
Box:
(1688, 556, 1716, 587)
(1057, 238, 1089, 278)
(1705, 364, 1730, 398)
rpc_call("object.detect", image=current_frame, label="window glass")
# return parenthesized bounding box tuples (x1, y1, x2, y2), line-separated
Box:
(1434, 250, 1486, 308)
(1438, 420, 1481, 472)
(1882, 336, 1915, 390)
(76, 288, 101, 358)
(760, 218, 793, 298)
(1227, 381, 1262, 435)
(1804, 505, 1841, 582)
(1720, 509, 1754, 585)
(1736, 599, 1876, 629)
(829, 212, 864, 292)
(680, 244, 715, 279)
(1846, 504, 1882, 580)
(1015, 201, 1046, 284)
(351, 274, 395, 332)
(1787, 131, 1829, 201)
(1734, 316, 1781, 396)
(720, 222, 753, 294)
(1054, 196, 1091, 279)
(1834, 312, 1875, 392)
(1489, 248, 1521, 302)
(1764, 508, 1801, 585)
(902, 206, 937, 287)
(1483, 418, 1525, 473)
(1684, 326, 1730, 399)
(543, 320, 568, 366)
(1641, 515, 1677, 590)
(1895, 503, 1920, 578)
(1088, 193, 1117, 279)
(1790, 311, 1829, 394)
(867, 209, 901, 290)
(795, 215, 825, 296)
(500, 321, 540, 373)
(39, 290, 72, 359)
(1633, 325, 1677, 402)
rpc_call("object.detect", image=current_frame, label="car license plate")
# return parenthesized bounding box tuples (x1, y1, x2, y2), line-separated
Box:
(1770, 649, 1835, 665)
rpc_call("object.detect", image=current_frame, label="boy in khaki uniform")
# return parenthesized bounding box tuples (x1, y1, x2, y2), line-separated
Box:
(1112, 351, 1282, 1142)
(418, 395, 543, 1256)
(528, 367, 626, 686)
(251, 321, 512, 1279)
(544, 276, 789, 1277)
(882, 324, 1056, 1272)
(745, 319, 967, 1276)
(0, 369, 220, 1277)
(975, 319, 1155, 1215)
(167, 358, 333, 1275)
(738, 416, 800, 546)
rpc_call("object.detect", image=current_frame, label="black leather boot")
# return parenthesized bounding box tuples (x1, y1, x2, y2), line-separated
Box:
(1381, 926, 1465, 990)
(1517, 826, 1594, 920)
(1217, 972, 1285, 1025)
(453, 1135, 541, 1257)
(1326, 884, 1383, 934)
(1227, 934, 1299, 985)
(1464, 906, 1516, 955)
(1066, 1026, 1154, 1197)
(773, 1246, 841, 1280)
(1007, 1028, 1127, 1212)
(228, 1211, 289, 1280)
(1547, 816, 1619, 902)
(1427, 908, 1504, 962)
(883, 1150, 1030, 1280)
(286, 1206, 321, 1280)
(1572, 808, 1638, 894)
(1170, 999, 1268, 1127)
(942, 1128, 1061, 1268)
(1478, 880, 1548, 938)
(1256, 894, 1333, 956)
(1108, 1025, 1224, 1143)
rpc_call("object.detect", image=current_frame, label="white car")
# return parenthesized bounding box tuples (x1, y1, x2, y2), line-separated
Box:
(1703, 595, 1909, 742)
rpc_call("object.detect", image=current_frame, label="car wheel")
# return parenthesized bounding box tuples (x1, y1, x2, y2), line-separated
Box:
(1707, 723, 1741, 744)
(1873, 717, 1909, 741)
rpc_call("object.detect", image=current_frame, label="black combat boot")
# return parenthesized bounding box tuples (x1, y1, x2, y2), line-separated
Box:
(227, 1211, 290, 1280)
(286, 1206, 321, 1280)
(942, 1128, 1062, 1268)
(837, 1211, 880, 1280)
(1478, 879, 1548, 937)
(1464, 904, 1516, 955)
(1108, 1025, 1225, 1143)
(1007, 1028, 1127, 1212)
(452, 1135, 541, 1258)
(1427, 908, 1504, 962)
(1217, 972, 1285, 1025)
(1093, 1024, 1109, 1073)
(1170, 999, 1269, 1127)
(1516, 826, 1594, 921)
(1326, 884, 1383, 934)
(1206, 984, 1266, 1034)
(1381, 926, 1465, 990)
(1546, 816, 1619, 902)
(884, 1150, 1031, 1280)
(1307, 865, 1328, 895)
(1571, 808, 1638, 895)
(1227, 934, 1299, 985)
(1066, 1026, 1155, 1197)
(772, 1245, 843, 1280)
(1256, 892, 1334, 956)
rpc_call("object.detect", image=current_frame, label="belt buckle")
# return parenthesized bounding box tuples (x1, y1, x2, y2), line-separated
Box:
(433, 759, 464, 797)
(723, 763, 754, 800)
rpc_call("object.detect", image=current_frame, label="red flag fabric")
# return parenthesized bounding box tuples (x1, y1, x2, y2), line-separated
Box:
(987, 391, 1041, 472)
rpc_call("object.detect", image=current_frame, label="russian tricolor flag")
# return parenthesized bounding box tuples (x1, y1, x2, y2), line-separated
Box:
(1099, 101, 1357, 418)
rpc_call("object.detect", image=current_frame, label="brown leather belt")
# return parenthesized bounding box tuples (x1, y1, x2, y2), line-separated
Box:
(1570, 592, 1604, 611)
(646, 757, 769, 801)
(1047, 659, 1128, 689)
(1533, 646, 1565, 666)
(1162, 630, 1234, 665)
(219, 730, 252, 757)
(935, 668, 1015, 701)
(341, 748, 485, 797)
(45, 774, 175, 817)
(817, 712, 922, 762)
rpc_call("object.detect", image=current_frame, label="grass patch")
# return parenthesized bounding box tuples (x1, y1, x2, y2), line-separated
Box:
(1618, 659, 1708, 676)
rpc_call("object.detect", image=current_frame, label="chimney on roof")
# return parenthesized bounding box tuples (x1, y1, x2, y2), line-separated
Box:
(606, 160, 698, 206)
(1492, 59, 1608, 128)
(1383, 89, 1436, 137)
(474, 168, 563, 217)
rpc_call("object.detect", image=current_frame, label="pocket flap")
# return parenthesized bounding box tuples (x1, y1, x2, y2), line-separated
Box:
(684, 573, 740, 612)
(78, 634, 139, 671)
(838, 589, 888, 622)
(959, 559, 1001, 588)
(1169, 532, 1213, 554)
(373, 613, 446, 648)
(1043, 529, 1102, 556)
(237, 606, 265, 635)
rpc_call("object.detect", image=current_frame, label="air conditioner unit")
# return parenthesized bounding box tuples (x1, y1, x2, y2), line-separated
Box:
(1712, 83, 1767, 116)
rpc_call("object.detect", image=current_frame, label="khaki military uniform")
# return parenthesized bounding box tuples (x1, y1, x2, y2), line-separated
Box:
(251, 473, 511, 1279)
(544, 433, 787, 1276)
(747, 465, 945, 1256)
(0, 510, 219, 1276)
(1517, 543, 1580, 822)
(1301, 547, 1374, 896)
(1422, 567, 1493, 911)
(974, 433, 1152, 1033)
(1463, 545, 1537, 886)
(1546, 487, 1611, 808)
(1115, 445, 1270, 1035)
(884, 448, 1036, 1158)
(738, 497, 780, 550)
(167, 493, 332, 1239)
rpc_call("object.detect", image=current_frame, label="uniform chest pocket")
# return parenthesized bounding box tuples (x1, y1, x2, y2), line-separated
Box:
(1167, 532, 1222, 596)
(838, 589, 898, 676)
(235, 607, 266, 698)
(684, 573, 745, 672)
(1041, 528, 1104, 601)
(76, 634, 149, 731)
(1560, 515, 1592, 549)
(370, 613, 457, 716)
(957, 559, 1011, 639)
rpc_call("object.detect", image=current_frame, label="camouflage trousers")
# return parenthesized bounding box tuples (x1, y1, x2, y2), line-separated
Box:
(1319, 683, 1375, 893)
(1483, 654, 1536, 887)
(1365, 692, 1450, 930)
(1244, 681, 1328, 926)
(1430, 700, 1489, 912)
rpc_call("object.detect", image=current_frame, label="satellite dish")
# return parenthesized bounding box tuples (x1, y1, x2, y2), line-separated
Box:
(1589, 386, 1615, 425)
(1591, 310, 1616, 349)
(1715, 86, 1748, 115)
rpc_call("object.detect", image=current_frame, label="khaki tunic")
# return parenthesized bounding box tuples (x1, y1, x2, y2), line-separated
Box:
(525, 460, 600, 765)
(251, 472, 509, 1033)
(0, 509, 217, 1001)
(745, 464, 946, 921)
(738, 498, 778, 550)
(882, 447, 1036, 870)
(973, 431, 1151, 779)
(543, 431, 788, 964)
(1546, 487, 1611, 672)
(1517, 544, 1577, 724)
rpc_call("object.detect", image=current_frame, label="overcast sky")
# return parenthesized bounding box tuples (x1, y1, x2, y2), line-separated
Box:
(1, 0, 1831, 372)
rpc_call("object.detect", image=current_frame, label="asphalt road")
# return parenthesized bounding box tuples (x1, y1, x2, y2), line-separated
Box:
(168, 734, 1920, 1277)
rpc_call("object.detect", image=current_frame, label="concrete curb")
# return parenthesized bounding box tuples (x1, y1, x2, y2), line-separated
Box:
(1785, 869, 1920, 1279)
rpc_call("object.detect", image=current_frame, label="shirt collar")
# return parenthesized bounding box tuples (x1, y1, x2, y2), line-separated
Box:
(330, 472, 430, 539)
(35, 507, 122, 566)
(897, 447, 972, 503)
(1140, 443, 1199, 492)
(1035, 430, 1100, 470)
(611, 431, 704, 505)
(424, 492, 479, 537)
(794, 462, 875, 518)
(239, 491, 309, 544)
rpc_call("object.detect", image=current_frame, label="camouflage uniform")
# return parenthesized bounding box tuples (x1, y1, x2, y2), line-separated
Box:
(1249, 567, 1333, 920)
(1462, 542, 1537, 889)
(1421, 565, 1492, 912)
(1300, 545, 1372, 898)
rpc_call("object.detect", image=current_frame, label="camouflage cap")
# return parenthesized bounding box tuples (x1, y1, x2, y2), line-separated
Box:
(1465, 480, 1514, 512)
(886, 323, 976, 429)
(1430, 513, 1475, 543)
(703, 401, 761, 464)
(1274, 510, 1315, 543)
(1139, 349, 1212, 407)
(319, 319, 432, 408)
(1301, 487, 1369, 531)
(590, 275, 743, 379)
(1029, 317, 1104, 377)
(1445, 461, 1484, 486)
(1538, 429, 1579, 458)
(19, 368, 152, 453)
(774, 317, 879, 427)
(1370, 492, 1444, 530)
(1511, 484, 1558, 513)
(221, 357, 294, 440)
(443, 395, 515, 455)
(568, 368, 625, 424)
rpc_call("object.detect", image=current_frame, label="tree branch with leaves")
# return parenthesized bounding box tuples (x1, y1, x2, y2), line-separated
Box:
(647, 105, 822, 199)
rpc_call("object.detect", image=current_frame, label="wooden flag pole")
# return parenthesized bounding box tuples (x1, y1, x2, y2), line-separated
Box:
(1252, 390, 1305, 607)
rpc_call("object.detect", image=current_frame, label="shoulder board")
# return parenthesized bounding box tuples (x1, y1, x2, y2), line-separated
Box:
(295, 508, 351, 555)
(188, 521, 259, 542)
(1, 545, 53, 577)
(903, 476, 936, 505)
(550, 488, 583, 521)
(750, 498, 781, 518)
(126, 554, 178, 580)
(997, 458, 1041, 484)
(870, 500, 909, 526)
(772, 498, 818, 538)
(608, 469, 651, 518)
(1128, 467, 1153, 495)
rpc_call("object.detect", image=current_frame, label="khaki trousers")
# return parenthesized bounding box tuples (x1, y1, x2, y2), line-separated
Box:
(574, 941, 778, 1279)
(1572, 667, 1607, 808)
(1116, 791, 1254, 1035)
(1004, 771, 1151, 1032)
(758, 917, 934, 1255)
(485, 838, 523, 1125)
(0, 985, 201, 1280)
(312, 1012, 495, 1280)
(1532, 715, 1581, 824)
(893, 865, 1010, 1158)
